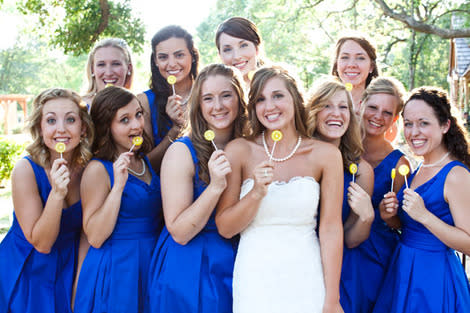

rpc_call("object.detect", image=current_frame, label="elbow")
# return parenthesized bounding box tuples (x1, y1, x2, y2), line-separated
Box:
(217, 227, 236, 239)
(166, 225, 191, 246)
(33, 244, 52, 254)
(171, 234, 190, 246)
(87, 237, 104, 249)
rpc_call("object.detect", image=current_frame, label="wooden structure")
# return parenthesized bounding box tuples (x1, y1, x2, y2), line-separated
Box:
(0, 95, 31, 134)
(448, 16, 470, 112)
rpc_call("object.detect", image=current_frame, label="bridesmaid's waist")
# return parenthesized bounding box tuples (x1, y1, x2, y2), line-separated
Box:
(110, 217, 160, 240)
(401, 229, 448, 251)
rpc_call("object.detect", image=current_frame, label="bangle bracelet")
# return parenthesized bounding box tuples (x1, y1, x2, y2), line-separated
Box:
(168, 135, 174, 143)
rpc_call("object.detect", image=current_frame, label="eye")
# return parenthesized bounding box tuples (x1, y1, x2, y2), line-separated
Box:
(384, 111, 393, 117)
(136, 111, 143, 118)
(47, 118, 56, 125)
(241, 43, 249, 48)
(367, 105, 377, 111)
(176, 52, 185, 59)
(66, 116, 76, 123)
(273, 93, 284, 99)
(222, 92, 232, 98)
(96, 62, 105, 67)
(340, 105, 348, 110)
(340, 56, 349, 60)
(112, 61, 122, 66)
(256, 96, 265, 103)
(419, 121, 429, 127)
(203, 96, 213, 102)
(357, 56, 366, 61)
(157, 55, 167, 61)
(120, 117, 129, 124)
(223, 47, 232, 53)
(404, 122, 412, 128)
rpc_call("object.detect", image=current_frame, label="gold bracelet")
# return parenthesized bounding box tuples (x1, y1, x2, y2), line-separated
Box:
(167, 135, 174, 143)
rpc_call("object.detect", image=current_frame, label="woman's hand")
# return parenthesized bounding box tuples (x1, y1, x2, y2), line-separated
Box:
(347, 182, 374, 222)
(380, 192, 398, 220)
(402, 188, 429, 224)
(208, 150, 232, 193)
(166, 95, 185, 127)
(49, 158, 70, 200)
(250, 160, 274, 200)
(113, 152, 132, 189)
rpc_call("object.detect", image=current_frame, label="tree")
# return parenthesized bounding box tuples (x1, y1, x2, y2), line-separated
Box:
(16, 0, 145, 55)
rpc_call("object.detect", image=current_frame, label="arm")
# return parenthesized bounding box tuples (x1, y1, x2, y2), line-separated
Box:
(380, 155, 409, 229)
(318, 146, 344, 312)
(137, 92, 184, 173)
(343, 159, 375, 248)
(81, 154, 131, 248)
(161, 142, 231, 245)
(216, 140, 274, 238)
(403, 166, 470, 255)
(12, 158, 70, 253)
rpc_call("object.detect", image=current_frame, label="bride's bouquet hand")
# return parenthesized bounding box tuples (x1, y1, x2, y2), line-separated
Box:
(251, 160, 274, 200)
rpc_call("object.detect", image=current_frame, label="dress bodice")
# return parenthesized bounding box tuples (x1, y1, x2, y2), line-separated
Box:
(240, 177, 320, 230)
(398, 161, 468, 251)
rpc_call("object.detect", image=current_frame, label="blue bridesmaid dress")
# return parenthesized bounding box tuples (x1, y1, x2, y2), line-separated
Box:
(0, 156, 81, 313)
(373, 161, 470, 313)
(339, 170, 363, 313)
(147, 136, 236, 313)
(348, 150, 403, 312)
(144, 89, 172, 146)
(74, 156, 162, 313)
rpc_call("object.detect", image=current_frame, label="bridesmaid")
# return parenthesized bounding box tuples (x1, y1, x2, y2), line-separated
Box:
(0, 88, 93, 313)
(374, 87, 470, 312)
(356, 76, 409, 312)
(306, 77, 375, 313)
(74, 86, 162, 313)
(83, 38, 134, 106)
(215, 17, 266, 85)
(331, 34, 379, 112)
(147, 64, 248, 313)
(137, 25, 199, 172)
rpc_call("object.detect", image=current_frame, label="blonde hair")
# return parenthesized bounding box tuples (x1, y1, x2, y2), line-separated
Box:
(360, 77, 406, 117)
(26, 88, 94, 168)
(248, 65, 309, 139)
(306, 77, 363, 168)
(184, 64, 249, 184)
(84, 38, 133, 99)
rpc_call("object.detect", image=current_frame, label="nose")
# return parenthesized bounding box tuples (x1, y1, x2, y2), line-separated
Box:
(56, 119, 66, 132)
(233, 47, 241, 60)
(331, 106, 341, 116)
(168, 55, 177, 68)
(410, 124, 420, 136)
(214, 97, 223, 110)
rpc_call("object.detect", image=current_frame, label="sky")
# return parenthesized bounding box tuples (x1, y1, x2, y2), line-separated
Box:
(131, 0, 218, 40)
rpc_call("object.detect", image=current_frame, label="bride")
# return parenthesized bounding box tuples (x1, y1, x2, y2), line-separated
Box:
(216, 66, 344, 313)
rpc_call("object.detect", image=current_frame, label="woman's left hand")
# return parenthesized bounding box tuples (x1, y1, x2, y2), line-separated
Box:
(402, 189, 429, 224)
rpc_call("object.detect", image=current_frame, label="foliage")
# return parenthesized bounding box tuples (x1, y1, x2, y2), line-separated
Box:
(0, 139, 24, 186)
(16, 0, 145, 56)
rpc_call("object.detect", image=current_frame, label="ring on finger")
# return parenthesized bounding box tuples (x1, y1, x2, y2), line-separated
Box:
(264, 169, 268, 177)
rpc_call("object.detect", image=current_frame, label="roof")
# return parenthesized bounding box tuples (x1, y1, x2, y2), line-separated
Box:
(455, 37, 470, 77)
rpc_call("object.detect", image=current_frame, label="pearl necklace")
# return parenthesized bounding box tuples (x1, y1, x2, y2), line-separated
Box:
(127, 158, 146, 176)
(262, 131, 302, 162)
(421, 152, 450, 168)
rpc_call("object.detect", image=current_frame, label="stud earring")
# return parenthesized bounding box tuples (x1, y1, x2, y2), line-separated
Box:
(128, 71, 131, 75)
(91, 73, 95, 77)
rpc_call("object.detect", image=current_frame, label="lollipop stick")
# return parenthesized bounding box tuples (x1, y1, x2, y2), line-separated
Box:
(391, 179, 394, 193)
(129, 144, 135, 153)
(60, 152, 63, 159)
(269, 141, 277, 162)
(172, 85, 176, 96)
(211, 140, 218, 151)
(352, 173, 355, 183)
(404, 176, 408, 189)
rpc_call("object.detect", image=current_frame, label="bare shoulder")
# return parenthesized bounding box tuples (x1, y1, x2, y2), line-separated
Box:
(82, 159, 108, 184)
(446, 163, 470, 186)
(12, 158, 35, 180)
(225, 137, 252, 156)
(358, 157, 374, 177)
(136, 92, 149, 107)
(303, 137, 341, 159)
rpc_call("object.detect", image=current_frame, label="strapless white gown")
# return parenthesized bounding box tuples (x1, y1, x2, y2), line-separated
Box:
(233, 177, 325, 313)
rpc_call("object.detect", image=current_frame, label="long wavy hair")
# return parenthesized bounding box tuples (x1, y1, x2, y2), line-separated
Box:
(184, 64, 248, 184)
(403, 86, 470, 167)
(90, 86, 152, 161)
(248, 66, 309, 139)
(26, 88, 94, 169)
(215, 17, 265, 66)
(306, 77, 363, 169)
(149, 25, 200, 138)
(331, 34, 379, 88)
(84, 38, 133, 99)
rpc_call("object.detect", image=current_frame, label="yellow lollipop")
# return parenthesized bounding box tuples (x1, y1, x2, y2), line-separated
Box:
(398, 164, 410, 189)
(55, 142, 66, 159)
(271, 130, 283, 142)
(345, 83, 353, 92)
(247, 71, 255, 81)
(129, 136, 143, 152)
(167, 75, 177, 95)
(349, 163, 358, 183)
(390, 168, 396, 192)
(204, 130, 217, 150)
(105, 83, 114, 88)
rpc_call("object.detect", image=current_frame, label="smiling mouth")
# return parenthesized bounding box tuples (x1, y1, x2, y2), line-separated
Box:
(167, 70, 181, 75)
(265, 113, 281, 122)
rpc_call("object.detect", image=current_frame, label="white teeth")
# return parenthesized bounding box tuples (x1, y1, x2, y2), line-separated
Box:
(412, 140, 426, 146)
(345, 73, 359, 77)
(168, 70, 180, 75)
(266, 113, 280, 121)
(234, 61, 247, 69)
(370, 121, 382, 127)
(327, 121, 342, 127)
(104, 79, 117, 83)
(213, 113, 228, 119)
(55, 138, 68, 142)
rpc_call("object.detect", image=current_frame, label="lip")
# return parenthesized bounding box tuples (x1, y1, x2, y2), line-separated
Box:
(167, 69, 182, 76)
(103, 78, 119, 84)
(233, 60, 248, 70)
(211, 112, 229, 120)
(368, 120, 383, 128)
(326, 119, 343, 127)
(411, 139, 426, 148)
(54, 137, 70, 143)
(265, 113, 281, 122)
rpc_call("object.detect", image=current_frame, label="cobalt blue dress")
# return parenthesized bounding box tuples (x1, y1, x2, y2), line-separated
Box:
(74, 156, 162, 313)
(144, 89, 172, 146)
(147, 136, 235, 313)
(349, 150, 403, 312)
(373, 161, 470, 313)
(0, 156, 81, 313)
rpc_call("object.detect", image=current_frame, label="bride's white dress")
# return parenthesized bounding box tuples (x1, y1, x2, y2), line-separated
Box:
(233, 177, 325, 313)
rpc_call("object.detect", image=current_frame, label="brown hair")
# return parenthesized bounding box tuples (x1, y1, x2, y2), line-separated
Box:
(306, 77, 363, 168)
(184, 63, 248, 184)
(26, 88, 94, 168)
(248, 65, 309, 139)
(90, 86, 152, 161)
(360, 76, 406, 117)
(331, 35, 379, 87)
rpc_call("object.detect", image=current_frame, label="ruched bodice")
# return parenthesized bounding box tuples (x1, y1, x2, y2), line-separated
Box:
(234, 176, 324, 313)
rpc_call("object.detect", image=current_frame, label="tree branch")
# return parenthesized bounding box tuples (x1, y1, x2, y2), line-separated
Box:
(373, 0, 470, 38)
(90, 0, 110, 44)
